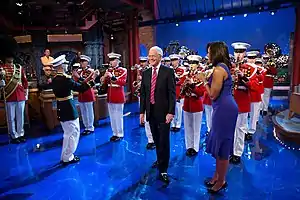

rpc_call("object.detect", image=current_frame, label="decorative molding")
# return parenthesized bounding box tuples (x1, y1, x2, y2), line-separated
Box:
(47, 34, 83, 42)
(14, 35, 32, 43)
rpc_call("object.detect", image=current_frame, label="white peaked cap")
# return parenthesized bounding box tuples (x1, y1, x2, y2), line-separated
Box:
(169, 54, 181, 60)
(139, 56, 148, 61)
(262, 54, 270, 58)
(107, 52, 121, 59)
(73, 63, 80, 67)
(187, 55, 202, 62)
(163, 57, 171, 61)
(50, 55, 68, 67)
(231, 42, 251, 50)
(80, 55, 91, 62)
(247, 51, 260, 57)
(255, 58, 263, 63)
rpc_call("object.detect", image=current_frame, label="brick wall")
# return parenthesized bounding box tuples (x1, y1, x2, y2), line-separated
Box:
(139, 10, 156, 53)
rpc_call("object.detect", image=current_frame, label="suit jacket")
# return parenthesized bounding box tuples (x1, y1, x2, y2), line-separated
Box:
(52, 72, 94, 122)
(140, 65, 176, 122)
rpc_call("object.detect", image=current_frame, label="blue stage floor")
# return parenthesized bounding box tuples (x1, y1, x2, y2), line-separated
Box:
(0, 99, 300, 200)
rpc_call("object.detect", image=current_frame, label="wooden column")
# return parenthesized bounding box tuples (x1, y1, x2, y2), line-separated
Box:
(128, 11, 140, 102)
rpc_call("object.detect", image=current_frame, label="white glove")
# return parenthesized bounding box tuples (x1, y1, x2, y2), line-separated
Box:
(25, 89, 29, 100)
(0, 80, 5, 87)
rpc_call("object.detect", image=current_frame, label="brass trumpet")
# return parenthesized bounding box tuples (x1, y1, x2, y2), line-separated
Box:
(179, 69, 202, 99)
(132, 80, 141, 88)
(132, 80, 141, 97)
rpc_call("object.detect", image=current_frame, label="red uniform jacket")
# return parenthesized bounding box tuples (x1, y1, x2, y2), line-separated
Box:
(233, 63, 257, 113)
(182, 74, 206, 113)
(74, 68, 95, 102)
(202, 91, 212, 105)
(248, 74, 262, 103)
(104, 67, 127, 103)
(174, 66, 187, 99)
(263, 66, 277, 89)
(257, 73, 265, 94)
(3, 64, 28, 102)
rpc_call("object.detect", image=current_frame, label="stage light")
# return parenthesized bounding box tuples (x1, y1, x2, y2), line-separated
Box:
(233, 16, 235, 18)
(175, 23, 179, 26)
(244, 14, 248, 17)
(220, 17, 223, 20)
(16, 3, 23, 6)
(197, 20, 201, 23)
(209, 18, 212, 21)
(271, 11, 275, 15)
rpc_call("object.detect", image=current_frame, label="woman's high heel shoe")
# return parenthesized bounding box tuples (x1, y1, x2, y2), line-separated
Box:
(204, 178, 217, 187)
(207, 182, 228, 193)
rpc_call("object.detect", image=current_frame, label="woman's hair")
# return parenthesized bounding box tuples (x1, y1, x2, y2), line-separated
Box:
(209, 41, 231, 67)
(206, 42, 212, 53)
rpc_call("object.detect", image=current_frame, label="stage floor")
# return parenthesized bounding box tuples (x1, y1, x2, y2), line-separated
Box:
(0, 99, 299, 200)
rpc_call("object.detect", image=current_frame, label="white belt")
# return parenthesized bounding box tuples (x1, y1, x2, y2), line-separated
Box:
(265, 75, 274, 77)
(191, 93, 197, 97)
(109, 84, 120, 87)
(237, 86, 247, 90)
(259, 81, 263, 84)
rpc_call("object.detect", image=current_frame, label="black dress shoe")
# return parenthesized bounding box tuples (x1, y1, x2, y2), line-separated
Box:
(174, 128, 180, 132)
(207, 182, 228, 193)
(263, 111, 268, 116)
(245, 133, 253, 141)
(110, 136, 123, 142)
(62, 156, 80, 165)
(171, 127, 176, 131)
(159, 173, 170, 184)
(19, 136, 26, 143)
(82, 130, 94, 136)
(146, 143, 156, 150)
(190, 149, 198, 156)
(11, 138, 21, 144)
(151, 161, 158, 168)
(229, 155, 241, 164)
(186, 148, 193, 156)
(204, 177, 217, 187)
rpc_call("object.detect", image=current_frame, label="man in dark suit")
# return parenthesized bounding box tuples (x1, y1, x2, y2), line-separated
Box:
(140, 46, 176, 183)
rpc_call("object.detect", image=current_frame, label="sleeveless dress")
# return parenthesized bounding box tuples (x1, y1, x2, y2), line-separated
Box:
(206, 63, 238, 159)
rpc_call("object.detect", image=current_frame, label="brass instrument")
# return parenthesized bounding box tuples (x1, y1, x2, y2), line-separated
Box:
(132, 80, 141, 97)
(179, 69, 202, 99)
(231, 59, 244, 94)
(131, 64, 140, 71)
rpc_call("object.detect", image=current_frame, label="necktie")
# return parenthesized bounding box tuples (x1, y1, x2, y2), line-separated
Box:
(150, 66, 157, 104)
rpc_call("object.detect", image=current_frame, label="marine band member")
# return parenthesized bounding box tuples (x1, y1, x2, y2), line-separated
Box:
(50, 55, 95, 165)
(73, 55, 95, 136)
(230, 42, 253, 164)
(170, 54, 184, 131)
(255, 58, 267, 114)
(261, 59, 277, 116)
(134, 57, 155, 150)
(182, 55, 206, 156)
(1, 55, 28, 144)
(163, 57, 171, 68)
(101, 52, 127, 142)
(246, 51, 262, 141)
